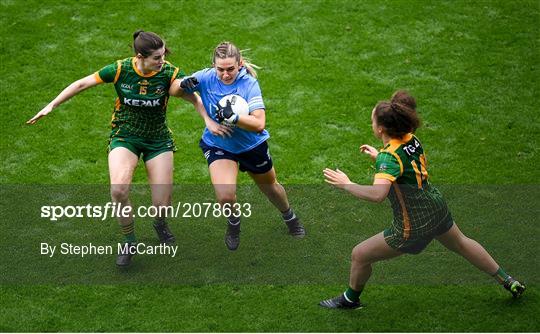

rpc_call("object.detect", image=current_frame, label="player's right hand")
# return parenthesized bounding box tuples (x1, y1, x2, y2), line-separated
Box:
(360, 145, 378, 160)
(179, 76, 199, 93)
(206, 118, 233, 138)
(26, 104, 53, 125)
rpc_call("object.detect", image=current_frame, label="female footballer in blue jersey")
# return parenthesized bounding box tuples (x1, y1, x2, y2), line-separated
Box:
(176, 41, 305, 250)
(319, 91, 525, 309)
(27, 31, 205, 266)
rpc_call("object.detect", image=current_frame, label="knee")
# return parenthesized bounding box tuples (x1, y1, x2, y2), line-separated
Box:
(351, 246, 369, 266)
(110, 185, 130, 202)
(261, 182, 284, 197)
(152, 198, 171, 210)
(216, 191, 236, 205)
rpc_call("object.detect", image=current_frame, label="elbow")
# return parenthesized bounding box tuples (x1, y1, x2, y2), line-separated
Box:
(73, 79, 88, 91)
(374, 196, 386, 203)
(251, 119, 265, 133)
(370, 183, 390, 203)
(372, 193, 387, 203)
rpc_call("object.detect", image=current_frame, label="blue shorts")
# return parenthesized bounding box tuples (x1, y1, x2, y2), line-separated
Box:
(199, 140, 273, 174)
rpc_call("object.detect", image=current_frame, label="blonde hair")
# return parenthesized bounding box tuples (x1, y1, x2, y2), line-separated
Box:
(213, 41, 260, 78)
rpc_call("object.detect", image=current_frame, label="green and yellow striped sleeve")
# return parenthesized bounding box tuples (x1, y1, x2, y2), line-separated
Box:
(374, 151, 402, 182)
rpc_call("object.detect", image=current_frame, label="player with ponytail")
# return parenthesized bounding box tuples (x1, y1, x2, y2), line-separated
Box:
(176, 41, 306, 251)
(319, 91, 526, 309)
(28, 30, 204, 266)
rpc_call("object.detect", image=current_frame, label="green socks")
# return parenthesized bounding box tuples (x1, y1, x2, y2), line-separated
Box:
(121, 221, 136, 244)
(492, 267, 511, 284)
(344, 286, 363, 302)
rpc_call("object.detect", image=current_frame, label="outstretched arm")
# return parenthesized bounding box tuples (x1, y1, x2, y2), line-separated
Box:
(27, 74, 101, 125)
(323, 168, 391, 203)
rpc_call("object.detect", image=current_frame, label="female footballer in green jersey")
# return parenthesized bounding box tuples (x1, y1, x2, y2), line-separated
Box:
(27, 31, 204, 267)
(319, 91, 525, 309)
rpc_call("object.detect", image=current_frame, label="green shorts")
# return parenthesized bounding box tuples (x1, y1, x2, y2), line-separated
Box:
(383, 212, 454, 255)
(108, 136, 177, 162)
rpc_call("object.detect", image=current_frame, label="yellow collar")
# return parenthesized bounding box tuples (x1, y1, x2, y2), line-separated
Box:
(388, 133, 413, 146)
(132, 57, 158, 78)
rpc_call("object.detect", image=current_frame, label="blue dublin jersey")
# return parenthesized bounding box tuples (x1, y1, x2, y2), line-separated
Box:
(190, 67, 269, 153)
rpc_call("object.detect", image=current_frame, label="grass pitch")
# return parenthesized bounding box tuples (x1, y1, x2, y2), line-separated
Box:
(1, 0, 539, 332)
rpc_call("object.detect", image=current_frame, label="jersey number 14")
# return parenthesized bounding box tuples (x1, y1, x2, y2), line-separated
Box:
(404, 139, 428, 188)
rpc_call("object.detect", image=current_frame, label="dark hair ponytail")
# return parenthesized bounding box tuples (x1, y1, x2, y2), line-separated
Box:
(374, 97, 421, 138)
(133, 30, 170, 57)
(133, 30, 143, 40)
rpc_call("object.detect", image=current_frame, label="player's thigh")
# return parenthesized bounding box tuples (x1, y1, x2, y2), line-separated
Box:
(352, 232, 403, 264)
(208, 159, 238, 184)
(145, 151, 174, 205)
(248, 167, 278, 185)
(108, 147, 139, 184)
(209, 159, 239, 202)
(435, 223, 464, 253)
(145, 151, 173, 185)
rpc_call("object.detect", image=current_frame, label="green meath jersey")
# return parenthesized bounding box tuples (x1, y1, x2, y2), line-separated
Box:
(95, 57, 185, 139)
(374, 133, 451, 240)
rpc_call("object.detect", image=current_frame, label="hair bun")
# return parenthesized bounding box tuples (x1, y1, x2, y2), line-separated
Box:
(133, 30, 144, 40)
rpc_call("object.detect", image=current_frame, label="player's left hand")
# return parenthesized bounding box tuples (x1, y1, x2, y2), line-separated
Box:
(323, 168, 352, 189)
(360, 144, 378, 160)
(215, 100, 239, 125)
